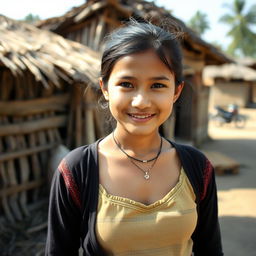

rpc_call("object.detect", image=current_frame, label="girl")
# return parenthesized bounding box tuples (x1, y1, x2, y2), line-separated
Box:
(45, 20, 223, 256)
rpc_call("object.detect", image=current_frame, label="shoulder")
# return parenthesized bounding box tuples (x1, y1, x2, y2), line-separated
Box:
(169, 141, 215, 201)
(55, 141, 100, 207)
(57, 140, 100, 181)
(64, 145, 92, 167)
(64, 140, 99, 169)
(170, 141, 207, 164)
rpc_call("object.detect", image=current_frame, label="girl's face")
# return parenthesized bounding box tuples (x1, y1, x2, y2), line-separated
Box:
(100, 49, 183, 137)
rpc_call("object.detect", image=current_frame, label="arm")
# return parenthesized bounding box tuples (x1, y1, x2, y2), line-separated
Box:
(192, 159, 224, 256)
(45, 158, 82, 256)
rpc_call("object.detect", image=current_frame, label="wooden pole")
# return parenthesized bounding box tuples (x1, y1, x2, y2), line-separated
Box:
(66, 87, 75, 148)
(0, 72, 22, 221)
(0, 138, 16, 223)
(75, 85, 83, 147)
(26, 74, 42, 201)
(84, 87, 96, 144)
(14, 75, 30, 217)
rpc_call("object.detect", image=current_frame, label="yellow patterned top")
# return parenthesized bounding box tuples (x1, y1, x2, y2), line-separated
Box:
(96, 168, 197, 256)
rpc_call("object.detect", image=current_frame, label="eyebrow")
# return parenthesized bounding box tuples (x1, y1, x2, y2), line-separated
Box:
(117, 75, 170, 81)
(149, 76, 170, 81)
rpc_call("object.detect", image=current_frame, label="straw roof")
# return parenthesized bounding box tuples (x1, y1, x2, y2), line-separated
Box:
(37, 0, 231, 65)
(203, 63, 256, 84)
(0, 15, 100, 88)
(236, 57, 256, 70)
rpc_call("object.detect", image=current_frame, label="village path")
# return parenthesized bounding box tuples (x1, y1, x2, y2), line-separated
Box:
(200, 108, 256, 256)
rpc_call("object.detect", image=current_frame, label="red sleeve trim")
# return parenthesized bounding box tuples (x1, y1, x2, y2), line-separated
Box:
(58, 158, 82, 209)
(200, 158, 213, 201)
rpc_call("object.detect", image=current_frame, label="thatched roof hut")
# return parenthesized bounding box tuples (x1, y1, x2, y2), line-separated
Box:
(203, 64, 256, 85)
(0, 15, 101, 222)
(236, 57, 256, 70)
(37, 0, 232, 145)
(0, 14, 100, 88)
(203, 63, 256, 108)
(37, 0, 230, 65)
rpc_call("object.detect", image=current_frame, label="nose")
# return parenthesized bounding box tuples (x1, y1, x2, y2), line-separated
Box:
(131, 92, 151, 109)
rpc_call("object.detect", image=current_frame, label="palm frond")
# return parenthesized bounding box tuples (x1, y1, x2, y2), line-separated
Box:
(221, 0, 256, 57)
(244, 5, 256, 23)
(219, 14, 235, 24)
(234, 0, 245, 15)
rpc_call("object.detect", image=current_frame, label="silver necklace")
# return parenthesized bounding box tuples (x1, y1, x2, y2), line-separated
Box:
(129, 157, 159, 180)
(112, 132, 163, 180)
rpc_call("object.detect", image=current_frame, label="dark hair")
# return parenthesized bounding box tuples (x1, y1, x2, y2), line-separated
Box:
(101, 19, 184, 87)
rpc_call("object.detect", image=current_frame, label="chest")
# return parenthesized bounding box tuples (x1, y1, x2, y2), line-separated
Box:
(96, 169, 197, 256)
(98, 150, 181, 205)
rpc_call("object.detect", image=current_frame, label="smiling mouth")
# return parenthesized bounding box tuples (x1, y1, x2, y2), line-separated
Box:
(128, 113, 155, 119)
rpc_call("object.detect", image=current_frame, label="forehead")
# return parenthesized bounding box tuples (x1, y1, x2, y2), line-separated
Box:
(110, 49, 174, 78)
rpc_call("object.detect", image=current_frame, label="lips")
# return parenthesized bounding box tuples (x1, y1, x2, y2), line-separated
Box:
(128, 113, 155, 121)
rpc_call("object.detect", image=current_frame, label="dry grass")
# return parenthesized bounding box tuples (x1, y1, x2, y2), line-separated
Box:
(0, 201, 48, 256)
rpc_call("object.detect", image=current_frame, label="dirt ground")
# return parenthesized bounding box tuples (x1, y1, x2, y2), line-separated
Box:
(201, 108, 256, 256)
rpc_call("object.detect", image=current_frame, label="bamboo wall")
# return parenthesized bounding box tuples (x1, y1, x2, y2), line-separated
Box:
(0, 69, 70, 222)
(67, 85, 107, 149)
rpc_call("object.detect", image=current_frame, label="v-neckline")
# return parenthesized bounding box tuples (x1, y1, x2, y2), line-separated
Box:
(94, 138, 183, 209)
(98, 169, 184, 210)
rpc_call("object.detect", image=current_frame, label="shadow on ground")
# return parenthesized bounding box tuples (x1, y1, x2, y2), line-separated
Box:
(219, 216, 256, 256)
(201, 138, 256, 190)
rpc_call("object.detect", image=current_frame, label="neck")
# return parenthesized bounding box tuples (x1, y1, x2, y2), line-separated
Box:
(113, 128, 161, 157)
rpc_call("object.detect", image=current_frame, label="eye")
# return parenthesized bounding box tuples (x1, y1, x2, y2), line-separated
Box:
(118, 82, 133, 88)
(151, 83, 167, 89)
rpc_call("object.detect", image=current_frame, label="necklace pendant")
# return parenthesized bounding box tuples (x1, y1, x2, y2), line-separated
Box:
(142, 160, 147, 163)
(144, 172, 150, 180)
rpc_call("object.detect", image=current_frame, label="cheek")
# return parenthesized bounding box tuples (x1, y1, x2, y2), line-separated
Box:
(107, 91, 127, 116)
(164, 101, 174, 114)
(158, 95, 175, 118)
(158, 93, 175, 107)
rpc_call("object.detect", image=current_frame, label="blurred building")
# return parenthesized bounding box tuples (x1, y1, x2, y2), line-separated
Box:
(203, 62, 256, 110)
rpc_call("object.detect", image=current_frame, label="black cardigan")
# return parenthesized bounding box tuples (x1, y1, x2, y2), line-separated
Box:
(45, 139, 223, 256)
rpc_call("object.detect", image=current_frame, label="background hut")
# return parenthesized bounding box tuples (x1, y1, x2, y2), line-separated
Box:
(203, 63, 256, 110)
(38, 0, 231, 146)
(0, 15, 100, 222)
(237, 57, 256, 70)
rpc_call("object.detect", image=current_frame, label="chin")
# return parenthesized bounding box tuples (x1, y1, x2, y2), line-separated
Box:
(122, 124, 159, 137)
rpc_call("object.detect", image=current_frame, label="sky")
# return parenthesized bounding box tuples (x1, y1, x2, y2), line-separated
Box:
(1, 0, 255, 50)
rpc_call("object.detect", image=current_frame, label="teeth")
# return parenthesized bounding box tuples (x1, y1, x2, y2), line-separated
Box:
(131, 114, 152, 119)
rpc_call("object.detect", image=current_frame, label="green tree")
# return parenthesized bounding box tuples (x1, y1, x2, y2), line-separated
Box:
(23, 13, 40, 24)
(187, 10, 210, 35)
(219, 0, 256, 57)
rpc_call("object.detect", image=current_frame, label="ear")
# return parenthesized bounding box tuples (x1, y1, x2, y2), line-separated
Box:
(99, 78, 109, 101)
(173, 81, 184, 103)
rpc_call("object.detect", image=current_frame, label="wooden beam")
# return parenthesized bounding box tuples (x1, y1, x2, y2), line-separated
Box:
(0, 179, 46, 198)
(0, 142, 59, 162)
(0, 93, 69, 116)
(0, 115, 67, 136)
